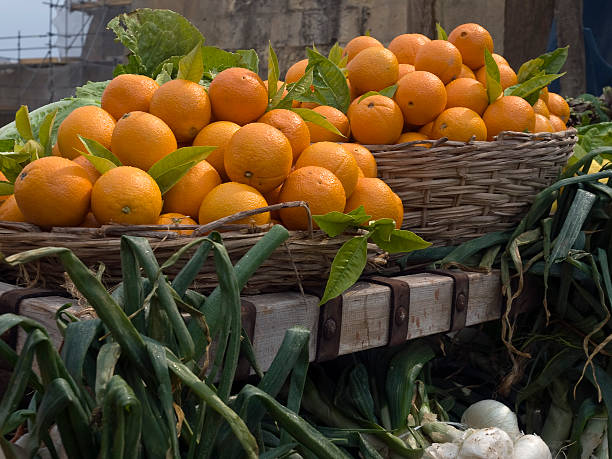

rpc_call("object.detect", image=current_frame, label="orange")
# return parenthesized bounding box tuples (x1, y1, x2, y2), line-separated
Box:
(482, 96, 536, 140)
(342, 36, 383, 63)
(163, 160, 221, 218)
(198, 182, 270, 226)
(51, 143, 61, 156)
(458, 64, 476, 79)
(430, 107, 487, 142)
(394, 71, 447, 126)
(388, 33, 430, 65)
(547, 92, 570, 123)
(307, 105, 350, 143)
(79, 211, 100, 228)
(295, 141, 360, 197)
(345, 177, 404, 229)
(14, 156, 91, 227)
(419, 122, 434, 137)
(0, 171, 8, 205)
(346, 47, 399, 95)
(156, 213, 197, 235)
(347, 94, 403, 144)
(285, 59, 309, 84)
(91, 166, 162, 225)
(101, 74, 159, 120)
(414, 40, 463, 84)
(0, 195, 26, 222)
(149, 79, 212, 143)
(396, 132, 430, 147)
(448, 23, 494, 70)
(533, 98, 550, 118)
(539, 87, 550, 105)
(192, 121, 240, 181)
(258, 109, 311, 161)
(357, 167, 365, 179)
(278, 166, 346, 230)
(398, 63, 415, 81)
(208, 67, 268, 125)
(341, 143, 377, 178)
(263, 184, 283, 220)
(57, 105, 115, 160)
(72, 155, 101, 184)
(445, 78, 488, 115)
(224, 123, 293, 193)
(111, 111, 177, 171)
(549, 114, 567, 132)
(476, 64, 517, 90)
(492, 54, 509, 67)
(534, 113, 553, 133)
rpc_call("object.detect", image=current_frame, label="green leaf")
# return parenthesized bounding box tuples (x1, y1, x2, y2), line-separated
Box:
(107, 8, 205, 78)
(78, 135, 122, 165)
(348, 206, 373, 224)
(0, 181, 14, 196)
(267, 42, 280, 101)
(155, 62, 173, 86)
(15, 106, 33, 141)
(273, 68, 314, 110)
(147, 146, 216, 194)
(313, 212, 359, 237)
(484, 48, 502, 103)
(20, 140, 44, 162)
(201, 46, 257, 81)
(368, 219, 396, 243)
(236, 49, 260, 73)
(38, 109, 58, 156)
(436, 23, 448, 40)
(379, 84, 398, 98)
(517, 58, 544, 84)
(516, 46, 568, 83)
(80, 154, 117, 175)
(373, 229, 431, 254)
(505, 73, 565, 105)
(177, 40, 204, 82)
(306, 48, 351, 113)
(320, 236, 368, 305)
(358, 91, 381, 103)
(290, 107, 344, 137)
(74, 80, 110, 101)
(0, 139, 15, 152)
(328, 42, 344, 66)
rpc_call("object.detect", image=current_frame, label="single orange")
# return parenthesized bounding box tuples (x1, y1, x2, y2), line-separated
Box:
(492, 54, 509, 67)
(79, 211, 100, 228)
(258, 109, 311, 161)
(430, 107, 487, 142)
(263, 184, 283, 220)
(294, 141, 360, 197)
(394, 71, 447, 126)
(51, 143, 61, 156)
(419, 122, 434, 137)
(533, 98, 550, 118)
(149, 79, 212, 143)
(539, 87, 550, 105)
(448, 23, 494, 69)
(285, 59, 309, 84)
(345, 177, 404, 229)
(347, 94, 404, 144)
(549, 114, 567, 132)
(73, 155, 101, 184)
(192, 121, 240, 181)
(307, 105, 351, 143)
(388, 33, 431, 65)
(14, 156, 92, 227)
(57, 105, 115, 160)
(398, 63, 415, 81)
(396, 132, 430, 147)
(101, 74, 159, 120)
(476, 64, 517, 90)
(341, 143, 378, 178)
(208, 67, 268, 125)
(547, 92, 570, 123)
(347, 47, 399, 95)
(482, 96, 536, 140)
(224, 123, 293, 193)
(156, 213, 197, 235)
(534, 113, 554, 132)
(198, 182, 270, 226)
(414, 40, 463, 84)
(445, 78, 488, 115)
(458, 64, 476, 79)
(111, 111, 177, 171)
(342, 36, 383, 63)
(278, 166, 346, 230)
(0, 195, 26, 222)
(91, 166, 162, 225)
(163, 160, 221, 218)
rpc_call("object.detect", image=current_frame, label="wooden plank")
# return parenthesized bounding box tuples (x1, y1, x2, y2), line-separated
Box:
(3, 271, 503, 372)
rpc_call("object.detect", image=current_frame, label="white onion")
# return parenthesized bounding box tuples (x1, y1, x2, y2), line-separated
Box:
(461, 399, 521, 439)
(457, 427, 514, 458)
(423, 442, 460, 459)
(513, 434, 552, 459)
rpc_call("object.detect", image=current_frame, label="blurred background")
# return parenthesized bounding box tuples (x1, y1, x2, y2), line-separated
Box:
(0, 0, 608, 125)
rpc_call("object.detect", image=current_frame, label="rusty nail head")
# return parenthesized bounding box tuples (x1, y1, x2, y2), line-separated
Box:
(323, 318, 337, 339)
(395, 306, 407, 325)
(456, 293, 467, 312)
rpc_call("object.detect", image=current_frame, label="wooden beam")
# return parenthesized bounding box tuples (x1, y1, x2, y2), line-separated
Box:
(555, 0, 586, 96)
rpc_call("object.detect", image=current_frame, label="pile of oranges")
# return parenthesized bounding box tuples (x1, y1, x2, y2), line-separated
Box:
(0, 22, 570, 234)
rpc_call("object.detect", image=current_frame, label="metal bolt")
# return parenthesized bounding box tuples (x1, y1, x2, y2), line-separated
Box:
(323, 318, 337, 339)
(456, 293, 467, 312)
(395, 306, 407, 325)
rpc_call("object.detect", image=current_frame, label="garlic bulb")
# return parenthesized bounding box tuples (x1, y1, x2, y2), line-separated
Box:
(513, 434, 552, 459)
(461, 399, 521, 439)
(457, 427, 514, 458)
(423, 442, 460, 459)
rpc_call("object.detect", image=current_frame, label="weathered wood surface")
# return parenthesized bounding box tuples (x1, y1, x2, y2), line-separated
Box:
(2, 271, 502, 371)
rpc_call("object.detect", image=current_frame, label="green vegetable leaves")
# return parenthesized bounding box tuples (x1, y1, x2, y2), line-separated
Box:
(177, 41, 204, 82)
(484, 48, 502, 103)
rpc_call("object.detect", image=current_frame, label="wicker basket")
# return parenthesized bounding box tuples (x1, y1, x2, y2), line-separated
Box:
(368, 129, 577, 247)
(0, 221, 386, 295)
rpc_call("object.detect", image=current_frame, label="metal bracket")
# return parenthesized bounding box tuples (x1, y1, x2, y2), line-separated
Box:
(0, 287, 70, 350)
(315, 295, 343, 362)
(365, 276, 410, 347)
(426, 270, 470, 332)
(236, 299, 257, 379)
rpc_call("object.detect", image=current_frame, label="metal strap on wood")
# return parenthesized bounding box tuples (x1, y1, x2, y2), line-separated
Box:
(426, 270, 470, 332)
(236, 298, 257, 379)
(315, 295, 343, 362)
(364, 276, 410, 347)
